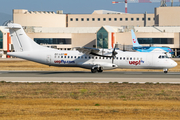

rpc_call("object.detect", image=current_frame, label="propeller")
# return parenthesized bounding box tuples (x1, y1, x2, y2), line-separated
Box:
(111, 45, 118, 64)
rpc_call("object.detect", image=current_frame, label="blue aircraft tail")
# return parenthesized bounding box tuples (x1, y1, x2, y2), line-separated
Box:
(131, 30, 142, 47)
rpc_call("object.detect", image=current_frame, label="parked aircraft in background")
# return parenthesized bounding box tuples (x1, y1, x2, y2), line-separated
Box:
(6, 23, 177, 73)
(131, 30, 173, 57)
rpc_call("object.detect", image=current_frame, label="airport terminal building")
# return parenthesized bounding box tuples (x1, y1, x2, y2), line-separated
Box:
(0, 6, 180, 58)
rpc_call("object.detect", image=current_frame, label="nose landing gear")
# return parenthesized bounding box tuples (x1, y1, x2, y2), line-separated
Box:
(163, 68, 168, 73)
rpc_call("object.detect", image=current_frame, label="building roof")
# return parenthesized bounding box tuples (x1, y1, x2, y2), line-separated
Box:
(134, 27, 180, 33)
(92, 10, 125, 14)
(32, 27, 100, 33)
(0, 26, 9, 33)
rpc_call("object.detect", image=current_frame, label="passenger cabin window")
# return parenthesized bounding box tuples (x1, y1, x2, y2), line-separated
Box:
(120, 57, 122, 60)
(123, 57, 125, 60)
(78, 56, 80, 59)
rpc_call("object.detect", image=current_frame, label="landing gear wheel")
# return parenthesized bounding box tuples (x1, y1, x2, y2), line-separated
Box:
(91, 68, 97, 73)
(98, 70, 103, 73)
(163, 68, 168, 73)
(98, 67, 103, 73)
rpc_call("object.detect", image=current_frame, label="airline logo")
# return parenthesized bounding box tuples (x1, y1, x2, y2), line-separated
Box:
(54, 60, 75, 64)
(133, 39, 136, 43)
(129, 60, 144, 66)
(168, 49, 172, 52)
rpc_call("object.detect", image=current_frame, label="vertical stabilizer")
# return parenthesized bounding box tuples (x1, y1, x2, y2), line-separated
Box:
(131, 30, 142, 47)
(7, 23, 45, 52)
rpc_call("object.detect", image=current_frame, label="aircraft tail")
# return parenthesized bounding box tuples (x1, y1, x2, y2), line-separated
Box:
(131, 30, 142, 47)
(7, 23, 44, 52)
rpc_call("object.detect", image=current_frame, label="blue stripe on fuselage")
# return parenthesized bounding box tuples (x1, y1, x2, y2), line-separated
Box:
(133, 47, 173, 54)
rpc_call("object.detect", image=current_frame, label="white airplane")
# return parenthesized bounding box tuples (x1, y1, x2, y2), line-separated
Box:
(7, 23, 177, 73)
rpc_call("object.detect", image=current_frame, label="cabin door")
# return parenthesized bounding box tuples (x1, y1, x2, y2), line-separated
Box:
(46, 55, 51, 63)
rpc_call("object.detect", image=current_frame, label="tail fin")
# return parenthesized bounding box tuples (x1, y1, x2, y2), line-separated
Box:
(131, 30, 142, 47)
(7, 23, 44, 52)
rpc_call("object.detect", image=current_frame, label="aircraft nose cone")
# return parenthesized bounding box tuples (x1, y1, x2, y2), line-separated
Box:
(172, 61, 177, 67)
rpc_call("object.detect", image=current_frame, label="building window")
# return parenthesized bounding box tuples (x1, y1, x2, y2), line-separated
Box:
(120, 18, 123, 21)
(92, 18, 95, 21)
(0, 30, 3, 49)
(137, 38, 174, 44)
(98, 18, 100, 21)
(87, 18, 89, 21)
(97, 27, 108, 49)
(148, 18, 151, 21)
(131, 18, 134, 21)
(136, 18, 139, 21)
(34, 38, 72, 44)
(70, 18, 73, 21)
(76, 18, 78, 21)
(103, 18, 106, 21)
(114, 18, 117, 21)
(125, 18, 128, 21)
(81, 18, 84, 21)
(109, 18, 111, 21)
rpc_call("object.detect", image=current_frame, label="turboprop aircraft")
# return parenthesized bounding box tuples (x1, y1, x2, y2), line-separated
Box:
(7, 23, 177, 73)
(131, 30, 173, 57)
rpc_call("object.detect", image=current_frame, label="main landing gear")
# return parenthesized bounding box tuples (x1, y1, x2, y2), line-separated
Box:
(91, 67, 103, 73)
(163, 68, 168, 73)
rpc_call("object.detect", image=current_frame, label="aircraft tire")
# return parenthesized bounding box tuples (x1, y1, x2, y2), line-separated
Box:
(91, 68, 97, 73)
(98, 70, 103, 73)
(164, 71, 168, 73)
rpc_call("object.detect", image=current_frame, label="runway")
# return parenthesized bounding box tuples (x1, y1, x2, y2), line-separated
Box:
(0, 71, 180, 83)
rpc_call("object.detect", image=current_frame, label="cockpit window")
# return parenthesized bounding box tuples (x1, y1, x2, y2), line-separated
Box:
(158, 55, 169, 59)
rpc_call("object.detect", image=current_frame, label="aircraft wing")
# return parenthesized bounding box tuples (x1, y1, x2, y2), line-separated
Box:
(75, 47, 100, 55)
(75, 47, 112, 57)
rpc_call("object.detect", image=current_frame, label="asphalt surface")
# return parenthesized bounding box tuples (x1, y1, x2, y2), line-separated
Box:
(0, 71, 180, 83)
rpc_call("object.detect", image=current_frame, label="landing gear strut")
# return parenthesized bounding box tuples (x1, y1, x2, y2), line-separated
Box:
(163, 68, 168, 73)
